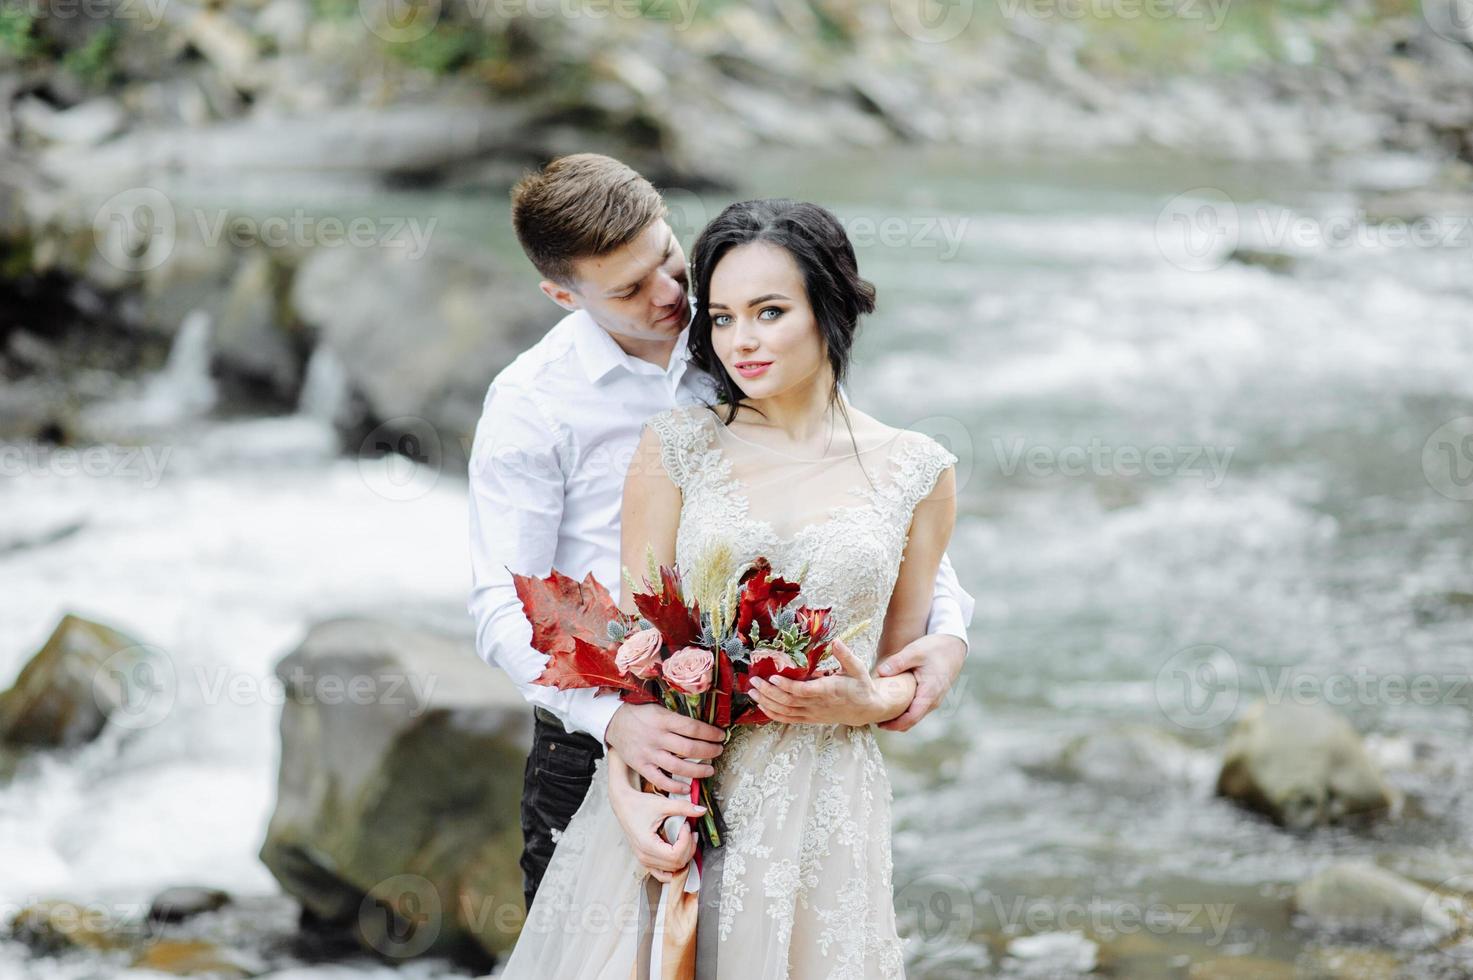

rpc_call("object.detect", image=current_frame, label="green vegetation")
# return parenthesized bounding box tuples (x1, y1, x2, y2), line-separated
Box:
(0, 5, 38, 59)
(61, 26, 120, 89)
(1, 9, 119, 88)
(637, 0, 737, 24)
(385, 21, 511, 75)
(310, 0, 359, 20)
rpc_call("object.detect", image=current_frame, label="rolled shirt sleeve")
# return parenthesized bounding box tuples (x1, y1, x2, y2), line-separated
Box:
(925, 551, 975, 651)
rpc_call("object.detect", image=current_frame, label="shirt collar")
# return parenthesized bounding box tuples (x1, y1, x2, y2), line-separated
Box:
(571, 308, 693, 385)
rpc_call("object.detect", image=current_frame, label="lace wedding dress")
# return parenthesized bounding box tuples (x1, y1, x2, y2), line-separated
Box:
(499, 402, 958, 980)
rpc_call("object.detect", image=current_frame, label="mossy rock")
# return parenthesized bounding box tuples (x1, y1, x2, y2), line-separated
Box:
(0, 613, 146, 747)
(259, 618, 533, 964)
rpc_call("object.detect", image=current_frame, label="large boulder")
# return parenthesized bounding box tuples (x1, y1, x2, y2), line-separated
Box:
(290, 238, 550, 467)
(259, 618, 533, 966)
(1216, 701, 1396, 829)
(212, 249, 301, 399)
(0, 614, 145, 747)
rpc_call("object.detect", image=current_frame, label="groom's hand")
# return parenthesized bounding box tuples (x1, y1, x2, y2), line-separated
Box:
(605, 703, 725, 794)
(875, 634, 967, 732)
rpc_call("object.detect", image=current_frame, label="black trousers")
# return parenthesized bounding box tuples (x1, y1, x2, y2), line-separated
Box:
(520, 706, 604, 911)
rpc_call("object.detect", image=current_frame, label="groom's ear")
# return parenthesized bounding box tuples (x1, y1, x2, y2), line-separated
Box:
(539, 278, 581, 312)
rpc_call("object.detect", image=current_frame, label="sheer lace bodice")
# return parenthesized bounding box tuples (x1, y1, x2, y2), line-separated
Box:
(500, 403, 958, 980)
(651, 403, 958, 674)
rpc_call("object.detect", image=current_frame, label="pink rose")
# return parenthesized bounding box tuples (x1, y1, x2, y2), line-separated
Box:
(615, 627, 663, 679)
(663, 646, 714, 695)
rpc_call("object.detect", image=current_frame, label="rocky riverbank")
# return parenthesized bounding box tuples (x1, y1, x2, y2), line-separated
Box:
(3, 13, 1473, 974)
(1, 613, 534, 975)
(6, 0, 1473, 181)
(5, 612, 1471, 976)
(3, 0, 1473, 462)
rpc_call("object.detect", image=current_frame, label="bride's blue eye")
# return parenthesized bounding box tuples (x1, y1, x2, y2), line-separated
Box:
(759, 307, 782, 321)
(712, 313, 731, 327)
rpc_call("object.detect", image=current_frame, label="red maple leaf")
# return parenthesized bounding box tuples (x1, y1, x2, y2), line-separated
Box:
(513, 567, 618, 655)
(533, 635, 640, 692)
(512, 568, 643, 695)
(622, 684, 661, 705)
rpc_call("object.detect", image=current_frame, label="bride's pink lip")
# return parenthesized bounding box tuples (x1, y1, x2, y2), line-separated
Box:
(735, 361, 773, 378)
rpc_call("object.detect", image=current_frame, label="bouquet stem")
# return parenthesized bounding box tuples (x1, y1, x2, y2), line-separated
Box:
(659, 762, 727, 851)
(695, 777, 726, 848)
(654, 689, 730, 850)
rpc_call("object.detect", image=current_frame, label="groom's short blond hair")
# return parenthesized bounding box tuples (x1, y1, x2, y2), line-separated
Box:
(511, 153, 667, 286)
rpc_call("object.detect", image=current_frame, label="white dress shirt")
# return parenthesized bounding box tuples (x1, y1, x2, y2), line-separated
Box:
(467, 308, 976, 743)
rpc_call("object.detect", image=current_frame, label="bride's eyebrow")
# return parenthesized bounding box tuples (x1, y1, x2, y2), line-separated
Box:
(708, 292, 790, 311)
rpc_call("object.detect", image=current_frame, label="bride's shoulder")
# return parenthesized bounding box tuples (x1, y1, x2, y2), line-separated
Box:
(849, 409, 957, 468)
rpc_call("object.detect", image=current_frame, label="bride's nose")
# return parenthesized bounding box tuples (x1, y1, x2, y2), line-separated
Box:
(732, 320, 760, 354)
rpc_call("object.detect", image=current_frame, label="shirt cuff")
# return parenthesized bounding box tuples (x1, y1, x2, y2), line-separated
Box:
(926, 600, 971, 653)
(566, 690, 625, 746)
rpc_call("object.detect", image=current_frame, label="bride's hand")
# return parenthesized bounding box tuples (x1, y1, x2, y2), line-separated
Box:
(607, 749, 706, 883)
(750, 640, 917, 727)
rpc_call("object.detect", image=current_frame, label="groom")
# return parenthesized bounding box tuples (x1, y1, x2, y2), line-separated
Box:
(467, 153, 976, 912)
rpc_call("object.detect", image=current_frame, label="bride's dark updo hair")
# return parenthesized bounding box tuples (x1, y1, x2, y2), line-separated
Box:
(688, 198, 876, 424)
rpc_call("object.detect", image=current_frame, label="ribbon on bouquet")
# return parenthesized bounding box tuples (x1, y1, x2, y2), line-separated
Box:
(632, 772, 725, 980)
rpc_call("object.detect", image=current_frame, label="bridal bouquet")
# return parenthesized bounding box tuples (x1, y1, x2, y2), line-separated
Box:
(512, 545, 865, 849)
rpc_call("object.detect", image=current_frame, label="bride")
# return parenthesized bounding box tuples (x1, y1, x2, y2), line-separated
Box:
(498, 198, 958, 979)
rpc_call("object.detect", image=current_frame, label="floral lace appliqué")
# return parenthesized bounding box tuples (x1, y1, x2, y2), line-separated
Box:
(642, 405, 956, 979)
